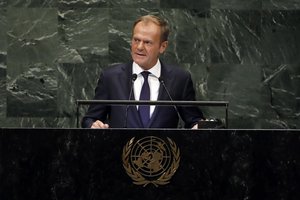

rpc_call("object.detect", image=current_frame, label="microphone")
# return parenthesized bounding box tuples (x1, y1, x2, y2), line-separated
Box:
(158, 77, 183, 128)
(123, 74, 137, 128)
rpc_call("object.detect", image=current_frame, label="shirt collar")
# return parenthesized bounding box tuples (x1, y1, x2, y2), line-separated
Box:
(132, 60, 161, 78)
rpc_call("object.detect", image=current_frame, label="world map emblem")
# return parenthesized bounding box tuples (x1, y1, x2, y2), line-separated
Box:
(122, 136, 180, 187)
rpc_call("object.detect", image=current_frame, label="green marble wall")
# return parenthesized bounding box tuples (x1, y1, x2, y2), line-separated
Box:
(0, 0, 299, 128)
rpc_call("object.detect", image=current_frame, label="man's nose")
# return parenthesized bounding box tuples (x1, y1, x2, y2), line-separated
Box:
(137, 41, 144, 50)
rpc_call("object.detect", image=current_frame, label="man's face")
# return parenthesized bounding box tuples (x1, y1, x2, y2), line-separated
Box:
(131, 21, 168, 70)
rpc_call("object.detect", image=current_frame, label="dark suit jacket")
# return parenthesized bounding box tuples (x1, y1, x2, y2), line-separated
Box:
(81, 61, 204, 128)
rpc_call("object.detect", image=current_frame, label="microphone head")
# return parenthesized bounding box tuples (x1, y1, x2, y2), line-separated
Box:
(158, 77, 164, 83)
(132, 73, 137, 81)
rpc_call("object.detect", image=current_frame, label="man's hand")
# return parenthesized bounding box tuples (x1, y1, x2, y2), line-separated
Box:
(192, 123, 198, 129)
(91, 120, 109, 129)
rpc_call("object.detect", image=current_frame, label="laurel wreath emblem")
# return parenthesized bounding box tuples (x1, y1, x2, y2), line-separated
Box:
(122, 137, 180, 187)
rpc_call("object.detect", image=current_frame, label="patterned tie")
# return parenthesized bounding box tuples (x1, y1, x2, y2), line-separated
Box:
(139, 71, 151, 127)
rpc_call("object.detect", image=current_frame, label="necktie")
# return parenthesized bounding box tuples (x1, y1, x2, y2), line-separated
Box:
(139, 71, 151, 127)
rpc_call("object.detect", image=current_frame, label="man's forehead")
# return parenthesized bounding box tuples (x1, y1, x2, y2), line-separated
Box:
(134, 22, 160, 34)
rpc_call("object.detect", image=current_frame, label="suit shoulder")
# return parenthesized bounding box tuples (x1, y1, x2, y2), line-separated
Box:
(163, 63, 191, 77)
(103, 63, 128, 73)
(100, 63, 131, 79)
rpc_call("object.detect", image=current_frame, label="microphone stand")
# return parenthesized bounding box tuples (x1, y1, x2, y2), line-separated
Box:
(158, 77, 183, 128)
(123, 74, 137, 128)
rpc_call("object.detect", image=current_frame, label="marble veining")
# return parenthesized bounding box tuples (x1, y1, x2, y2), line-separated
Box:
(0, 1, 299, 128)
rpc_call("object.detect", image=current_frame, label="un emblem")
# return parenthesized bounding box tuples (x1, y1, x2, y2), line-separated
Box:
(122, 136, 180, 187)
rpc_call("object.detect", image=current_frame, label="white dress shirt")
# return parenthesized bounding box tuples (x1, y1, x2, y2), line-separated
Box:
(132, 60, 161, 117)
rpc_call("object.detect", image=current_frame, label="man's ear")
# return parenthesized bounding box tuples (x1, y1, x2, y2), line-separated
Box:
(159, 41, 168, 54)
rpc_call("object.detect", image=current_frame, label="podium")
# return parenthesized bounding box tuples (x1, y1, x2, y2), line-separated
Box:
(76, 100, 230, 128)
(1, 128, 299, 200)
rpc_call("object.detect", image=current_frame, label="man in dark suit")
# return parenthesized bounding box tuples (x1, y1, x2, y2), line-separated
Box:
(82, 15, 204, 128)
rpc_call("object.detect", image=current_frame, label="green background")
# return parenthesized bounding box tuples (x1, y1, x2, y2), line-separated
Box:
(0, 0, 299, 128)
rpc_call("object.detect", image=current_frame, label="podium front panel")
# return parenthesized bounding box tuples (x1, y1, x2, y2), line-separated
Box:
(0, 128, 299, 200)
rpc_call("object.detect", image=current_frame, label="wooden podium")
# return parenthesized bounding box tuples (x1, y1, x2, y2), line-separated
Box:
(1, 128, 299, 200)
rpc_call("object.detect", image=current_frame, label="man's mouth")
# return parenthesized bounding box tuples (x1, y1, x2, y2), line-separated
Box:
(136, 52, 146, 56)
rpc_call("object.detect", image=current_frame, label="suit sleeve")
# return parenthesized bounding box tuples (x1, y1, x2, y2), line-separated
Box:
(178, 72, 204, 128)
(81, 72, 110, 128)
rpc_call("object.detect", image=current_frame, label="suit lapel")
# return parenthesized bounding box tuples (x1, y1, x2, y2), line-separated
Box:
(119, 62, 132, 98)
(148, 62, 172, 127)
(121, 62, 144, 127)
(158, 63, 172, 100)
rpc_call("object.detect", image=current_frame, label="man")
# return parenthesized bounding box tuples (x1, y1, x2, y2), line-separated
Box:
(82, 15, 204, 128)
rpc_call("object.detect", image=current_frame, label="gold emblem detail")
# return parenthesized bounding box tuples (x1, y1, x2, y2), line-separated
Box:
(122, 136, 180, 187)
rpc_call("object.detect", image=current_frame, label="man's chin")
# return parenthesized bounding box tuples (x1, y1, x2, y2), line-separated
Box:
(133, 60, 146, 67)
(133, 56, 145, 62)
